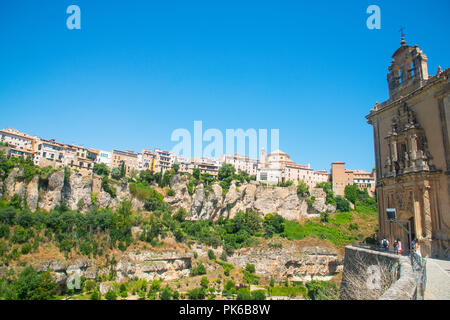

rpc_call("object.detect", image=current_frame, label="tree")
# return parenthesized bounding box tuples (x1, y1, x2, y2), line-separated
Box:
(192, 168, 201, 180)
(172, 163, 180, 173)
(160, 286, 173, 300)
(233, 210, 262, 235)
(269, 278, 275, 287)
(224, 280, 235, 292)
(218, 164, 235, 181)
(93, 163, 110, 177)
(14, 266, 56, 300)
(139, 169, 155, 184)
(263, 213, 285, 236)
(344, 184, 359, 204)
(320, 211, 329, 223)
(336, 196, 351, 212)
(297, 180, 310, 198)
(119, 161, 126, 178)
(111, 167, 123, 180)
(188, 287, 206, 300)
(200, 276, 209, 289)
(236, 288, 252, 300)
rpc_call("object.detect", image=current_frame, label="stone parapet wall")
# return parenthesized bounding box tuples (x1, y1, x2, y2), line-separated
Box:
(379, 255, 416, 300)
(340, 245, 417, 300)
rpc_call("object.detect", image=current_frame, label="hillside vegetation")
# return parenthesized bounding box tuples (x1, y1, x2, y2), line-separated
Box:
(0, 155, 378, 300)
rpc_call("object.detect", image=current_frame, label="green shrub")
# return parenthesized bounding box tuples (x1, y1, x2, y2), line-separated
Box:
(93, 163, 110, 177)
(187, 287, 206, 300)
(216, 260, 234, 276)
(14, 266, 56, 300)
(320, 212, 329, 223)
(236, 288, 252, 300)
(190, 263, 206, 276)
(160, 286, 173, 300)
(207, 249, 216, 260)
(251, 290, 266, 300)
(335, 196, 350, 212)
(306, 280, 338, 300)
(0, 224, 10, 238)
(245, 263, 255, 274)
(84, 280, 96, 292)
(200, 276, 209, 288)
(105, 290, 117, 300)
(297, 180, 310, 198)
(91, 193, 98, 206)
(90, 290, 101, 300)
(242, 270, 259, 285)
(101, 177, 117, 198)
(20, 243, 31, 255)
(268, 285, 307, 298)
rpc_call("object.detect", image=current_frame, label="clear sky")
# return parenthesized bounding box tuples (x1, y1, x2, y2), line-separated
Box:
(1, 1, 449, 172)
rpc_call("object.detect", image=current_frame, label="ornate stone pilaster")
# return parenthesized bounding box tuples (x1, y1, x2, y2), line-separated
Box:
(422, 181, 433, 239)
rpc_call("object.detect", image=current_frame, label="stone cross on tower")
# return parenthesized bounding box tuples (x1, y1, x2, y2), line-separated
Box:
(399, 27, 406, 46)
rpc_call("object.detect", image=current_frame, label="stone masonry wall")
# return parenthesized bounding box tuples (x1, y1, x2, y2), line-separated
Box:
(340, 246, 417, 300)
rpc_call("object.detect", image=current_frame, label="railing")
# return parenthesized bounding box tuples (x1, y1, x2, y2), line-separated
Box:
(411, 252, 427, 300)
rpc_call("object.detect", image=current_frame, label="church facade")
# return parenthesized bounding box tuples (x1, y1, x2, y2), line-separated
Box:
(366, 37, 450, 258)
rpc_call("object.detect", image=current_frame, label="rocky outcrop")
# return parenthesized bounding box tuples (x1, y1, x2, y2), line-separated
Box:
(25, 176, 39, 212)
(309, 188, 336, 214)
(167, 176, 332, 221)
(33, 258, 95, 294)
(115, 251, 192, 282)
(2, 169, 334, 220)
(38, 170, 65, 211)
(63, 172, 93, 211)
(228, 245, 343, 281)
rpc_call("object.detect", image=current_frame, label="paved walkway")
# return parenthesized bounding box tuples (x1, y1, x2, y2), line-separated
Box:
(424, 258, 450, 300)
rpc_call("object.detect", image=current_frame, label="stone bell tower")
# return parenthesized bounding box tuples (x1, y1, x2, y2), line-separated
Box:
(367, 34, 450, 258)
(387, 33, 429, 100)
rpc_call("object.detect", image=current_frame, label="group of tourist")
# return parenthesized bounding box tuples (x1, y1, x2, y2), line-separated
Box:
(380, 237, 421, 256)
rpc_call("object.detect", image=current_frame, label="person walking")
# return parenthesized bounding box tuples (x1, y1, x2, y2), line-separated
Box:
(414, 238, 422, 257)
(398, 239, 403, 255)
(393, 239, 399, 254)
(381, 237, 389, 251)
(415, 241, 422, 257)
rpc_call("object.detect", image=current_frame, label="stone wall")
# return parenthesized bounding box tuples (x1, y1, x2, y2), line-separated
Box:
(340, 245, 417, 300)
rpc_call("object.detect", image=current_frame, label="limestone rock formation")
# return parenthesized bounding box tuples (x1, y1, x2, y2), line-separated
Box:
(63, 172, 93, 211)
(309, 188, 337, 214)
(115, 251, 192, 282)
(228, 245, 343, 281)
(38, 170, 65, 211)
(168, 176, 330, 221)
(1, 168, 334, 220)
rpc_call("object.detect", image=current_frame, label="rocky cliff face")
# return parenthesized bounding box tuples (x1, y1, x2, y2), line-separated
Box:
(228, 245, 343, 281)
(166, 175, 335, 220)
(115, 251, 192, 282)
(0, 243, 343, 291)
(1, 169, 334, 220)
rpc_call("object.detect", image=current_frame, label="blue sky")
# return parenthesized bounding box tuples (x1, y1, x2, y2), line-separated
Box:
(0, 1, 449, 172)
